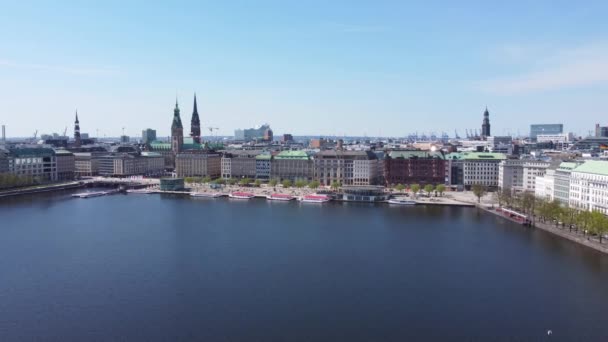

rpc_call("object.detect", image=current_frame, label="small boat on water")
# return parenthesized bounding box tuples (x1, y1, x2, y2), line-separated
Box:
(267, 193, 295, 201)
(191, 192, 222, 198)
(388, 198, 417, 205)
(127, 189, 154, 194)
(72, 191, 107, 199)
(229, 192, 255, 199)
(300, 194, 331, 203)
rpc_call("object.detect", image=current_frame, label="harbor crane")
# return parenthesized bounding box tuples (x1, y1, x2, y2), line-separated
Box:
(206, 127, 219, 136)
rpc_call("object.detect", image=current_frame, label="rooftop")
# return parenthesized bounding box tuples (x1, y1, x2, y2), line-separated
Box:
(447, 152, 507, 161)
(557, 162, 578, 171)
(572, 160, 608, 176)
(315, 150, 377, 160)
(274, 150, 310, 160)
(388, 150, 445, 160)
(9, 147, 55, 157)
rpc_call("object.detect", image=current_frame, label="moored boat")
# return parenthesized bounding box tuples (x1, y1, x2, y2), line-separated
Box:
(267, 193, 295, 201)
(127, 189, 153, 194)
(191, 192, 222, 198)
(229, 192, 255, 199)
(71, 191, 107, 198)
(388, 198, 417, 205)
(300, 194, 331, 203)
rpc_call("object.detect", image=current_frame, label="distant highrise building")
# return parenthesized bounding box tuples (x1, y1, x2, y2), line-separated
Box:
(142, 129, 157, 144)
(171, 100, 183, 153)
(190, 94, 201, 144)
(74, 111, 81, 147)
(595, 123, 608, 137)
(481, 107, 491, 138)
(530, 124, 563, 141)
(282, 134, 293, 143)
(263, 128, 273, 142)
(234, 124, 272, 142)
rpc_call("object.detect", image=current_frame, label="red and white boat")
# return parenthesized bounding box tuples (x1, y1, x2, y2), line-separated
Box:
(229, 192, 255, 199)
(300, 194, 331, 203)
(267, 193, 295, 201)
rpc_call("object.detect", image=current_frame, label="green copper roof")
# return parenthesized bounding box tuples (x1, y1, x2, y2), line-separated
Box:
(172, 101, 183, 130)
(557, 162, 578, 171)
(274, 150, 310, 160)
(183, 143, 205, 150)
(572, 160, 608, 176)
(256, 154, 272, 160)
(149, 141, 171, 150)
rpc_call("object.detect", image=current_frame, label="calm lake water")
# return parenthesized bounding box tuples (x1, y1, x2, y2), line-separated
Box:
(1, 191, 608, 341)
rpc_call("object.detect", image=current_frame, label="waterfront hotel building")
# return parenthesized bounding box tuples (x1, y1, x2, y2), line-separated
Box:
(569, 161, 608, 215)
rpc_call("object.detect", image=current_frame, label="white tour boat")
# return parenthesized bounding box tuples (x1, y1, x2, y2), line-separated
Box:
(388, 198, 417, 205)
(71, 191, 107, 199)
(229, 192, 255, 199)
(127, 189, 154, 194)
(300, 194, 331, 203)
(267, 193, 295, 201)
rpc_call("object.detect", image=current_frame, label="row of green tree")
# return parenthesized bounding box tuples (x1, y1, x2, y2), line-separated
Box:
(495, 187, 608, 243)
(0, 173, 40, 190)
(390, 183, 446, 197)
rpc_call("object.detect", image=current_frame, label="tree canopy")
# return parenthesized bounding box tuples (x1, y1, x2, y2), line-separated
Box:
(471, 184, 486, 203)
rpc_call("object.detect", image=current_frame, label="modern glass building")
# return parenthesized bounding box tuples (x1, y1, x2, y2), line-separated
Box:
(530, 124, 563, 141)
(160, 178, 185, 191)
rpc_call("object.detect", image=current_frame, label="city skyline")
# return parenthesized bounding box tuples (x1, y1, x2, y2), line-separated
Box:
(2, 1, 608, 137)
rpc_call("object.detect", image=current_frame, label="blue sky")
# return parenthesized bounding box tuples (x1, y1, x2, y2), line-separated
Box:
(1, 0, 608, 138)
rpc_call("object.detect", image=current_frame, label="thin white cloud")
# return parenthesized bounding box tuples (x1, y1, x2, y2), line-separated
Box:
(0, 59, 118, 76)
(478, 43, 608, 94)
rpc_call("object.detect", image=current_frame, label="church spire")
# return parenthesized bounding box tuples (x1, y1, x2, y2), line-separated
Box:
(172, 99, 183, 130)
(190, 93, 201, 144)
(481, 106, 491, 139)
(74, 110, 82, 147)
(171, 99, 184, 153)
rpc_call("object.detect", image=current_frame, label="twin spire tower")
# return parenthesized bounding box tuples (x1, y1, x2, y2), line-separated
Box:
(171, 94, 202, 153)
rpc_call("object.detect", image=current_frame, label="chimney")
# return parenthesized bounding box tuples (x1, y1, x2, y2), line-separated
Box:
(1, 125, 5, 144)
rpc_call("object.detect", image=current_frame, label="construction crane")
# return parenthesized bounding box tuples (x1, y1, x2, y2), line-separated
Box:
(206, 127, 219, 137)
(33, 130, 38, 140)
(63, 126, 68, 137)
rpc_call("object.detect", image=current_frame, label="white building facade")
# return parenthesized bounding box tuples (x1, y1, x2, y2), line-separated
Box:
(569, 161, 608, 215)
(499, 160, 550, 192)
(534, 169, 555, 201)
